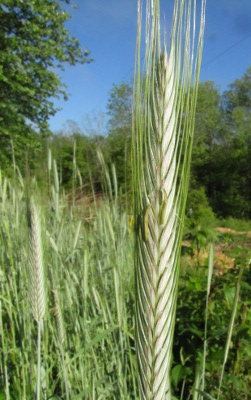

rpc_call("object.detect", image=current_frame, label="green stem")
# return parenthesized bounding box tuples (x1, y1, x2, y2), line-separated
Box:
(59, 343, 70, 400)
(217, 266, 244, 400)
(37, 321, 41, 400)
(202, 244, 214, 392)
(0, 301, 10, 400)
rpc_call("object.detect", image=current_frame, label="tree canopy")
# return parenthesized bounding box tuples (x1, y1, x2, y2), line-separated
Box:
(191, 68, 251, 218)
(0, 0, 92, 170)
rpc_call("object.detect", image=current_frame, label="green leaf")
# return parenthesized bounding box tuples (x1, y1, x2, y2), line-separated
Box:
(171, 364, 191, 387)
(224, 286, 235, 306)
(195, 390, 216, 400)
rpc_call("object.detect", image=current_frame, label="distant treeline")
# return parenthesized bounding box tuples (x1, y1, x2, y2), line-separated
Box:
(1, 68, 251, 219)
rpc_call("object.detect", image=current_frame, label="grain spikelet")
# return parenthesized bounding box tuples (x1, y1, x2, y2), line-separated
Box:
(54, 293, 65, 345)
(28, 198, 46, 323)
(50, 269, 65, 345)
(133, 1, 206, 398)
(135, 43, 178, 400)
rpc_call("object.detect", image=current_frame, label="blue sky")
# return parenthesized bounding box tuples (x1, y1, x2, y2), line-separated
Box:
(49, 0, 251, 133)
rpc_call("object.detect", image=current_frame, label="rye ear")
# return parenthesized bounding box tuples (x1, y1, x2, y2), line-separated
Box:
(132, 1, 206, 398)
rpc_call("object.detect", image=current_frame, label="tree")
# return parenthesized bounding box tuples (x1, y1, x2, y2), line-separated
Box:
(191, 81, 227, 215)
(221, 66, 251, 217)
(191, 70, 251, 218)
(223, 66, 251, 115)
(0, 0, 92, 173)
(191, 81, 223, 185)
(106, 81, 133, 191)
(48, 118, 106, 192)
(107, 81, 133, 131)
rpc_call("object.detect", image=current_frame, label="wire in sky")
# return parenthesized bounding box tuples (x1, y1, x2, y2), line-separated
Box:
(202, 32, 251, 69)
(92, 33, 251, 114)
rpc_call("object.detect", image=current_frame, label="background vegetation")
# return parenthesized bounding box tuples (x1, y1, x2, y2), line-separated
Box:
(2, 68, 251, 219)
(0, 157, 250, 399)
(0, 1, 250, 399)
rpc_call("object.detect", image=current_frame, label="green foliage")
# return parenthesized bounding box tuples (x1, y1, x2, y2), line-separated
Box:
(0, 169, 136, 399)
(105, 127, 131, 191)
(173, 262, 251, 399)
(223, 66, 251, 113)
(103, 65, 251, 220)
(218, 217, 251, 232)
(105, 81, 133, 192)
(8, 64, 248, 220)
(0, 163, 250, 399)
(191, 81, 224, 200)
(184, 188, 215, 260)
(107, 81, 133, 131)
(0, 0, 92, 172)
(191, 69, 251, 218)
(221, 67, 251, 218)
(193, 81, 223, 163)
(186, 188, 215, 230)
(0, 2, 250, 398)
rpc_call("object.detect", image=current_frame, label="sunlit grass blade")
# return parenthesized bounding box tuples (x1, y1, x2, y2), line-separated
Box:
(217, 265, 245, 400)
(201, 243, 214, 393)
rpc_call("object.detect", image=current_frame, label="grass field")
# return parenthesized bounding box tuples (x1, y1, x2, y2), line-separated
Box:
(0, 163, 250, 400)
